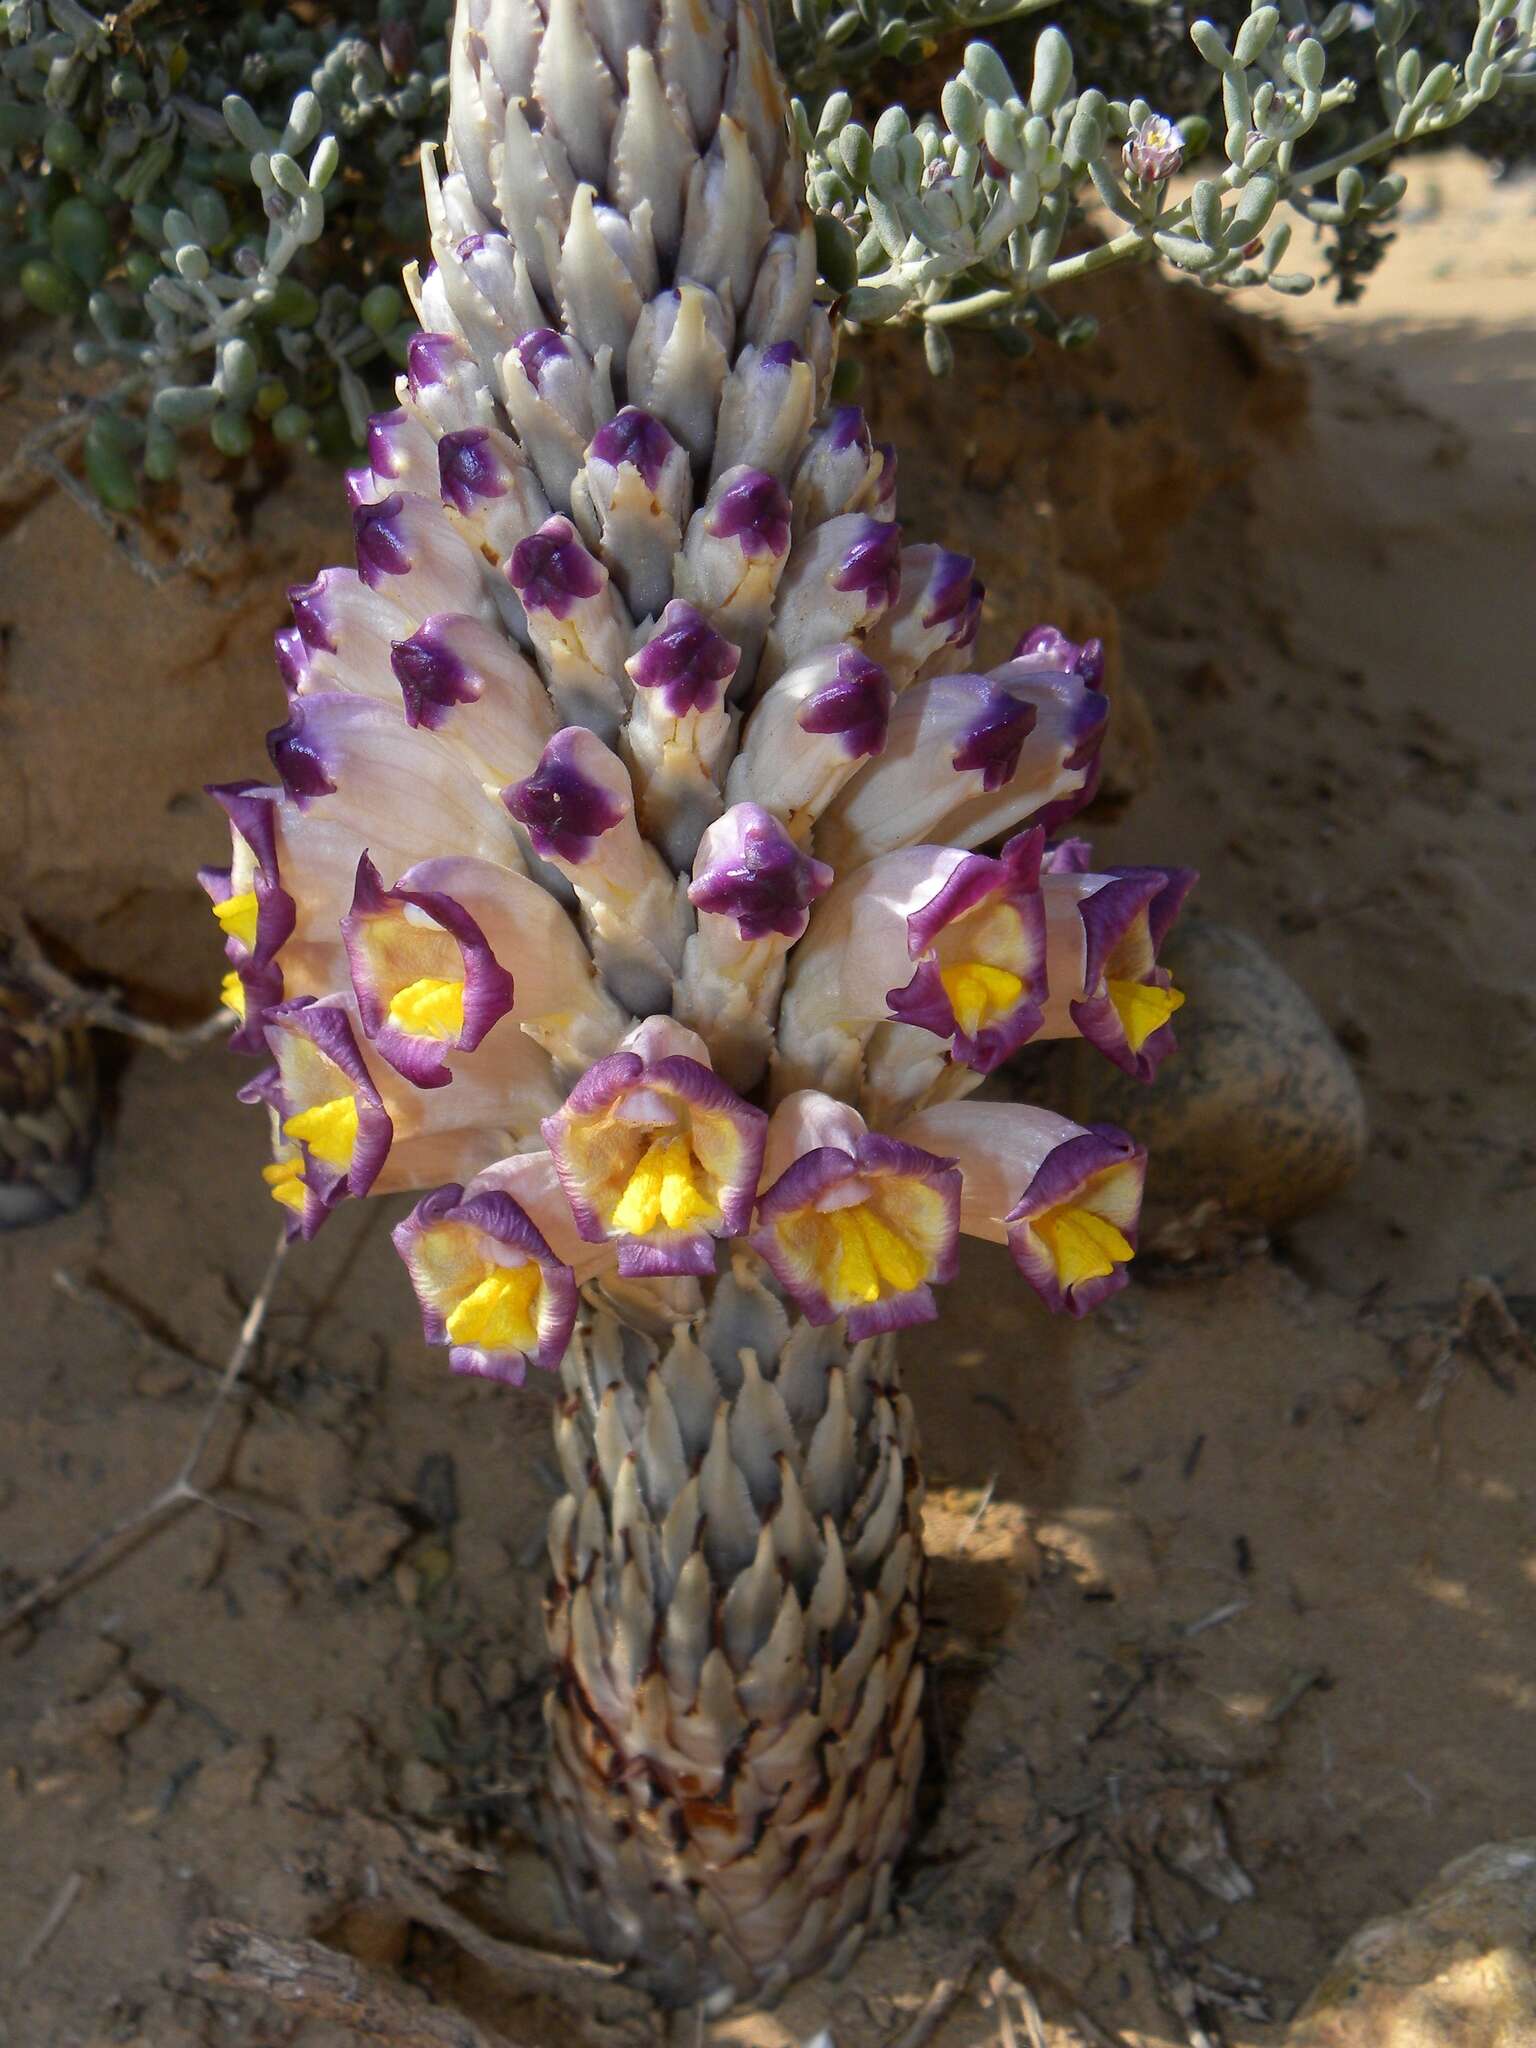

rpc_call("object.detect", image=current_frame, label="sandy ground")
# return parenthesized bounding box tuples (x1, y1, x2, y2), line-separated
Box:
(2, 154, 1534, 2047)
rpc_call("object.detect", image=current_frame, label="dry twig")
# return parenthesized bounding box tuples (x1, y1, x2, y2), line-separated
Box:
(190, 1919, 517, 2048)
(1, 907, 227, 1059)
(0, 1233, 287, 1635)
(886, 1947, 984, 2048)
(16, 1871, 85, 1975)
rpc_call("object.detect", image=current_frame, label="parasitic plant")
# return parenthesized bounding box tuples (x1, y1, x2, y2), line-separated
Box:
(203, 0, 1192, 2007)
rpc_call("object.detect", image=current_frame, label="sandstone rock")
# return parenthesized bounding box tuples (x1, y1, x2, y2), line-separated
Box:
(1286, 1840, 1536, 2047)
(1040, 918, 1368, 1232)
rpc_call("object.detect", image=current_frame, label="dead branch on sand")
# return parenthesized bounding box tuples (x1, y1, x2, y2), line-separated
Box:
(190, 1919, 518, 2048)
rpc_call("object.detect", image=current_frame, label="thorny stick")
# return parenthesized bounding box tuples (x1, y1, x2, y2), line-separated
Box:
(0, 1233, 287, 1636)
(190, 1919, 518, 2048)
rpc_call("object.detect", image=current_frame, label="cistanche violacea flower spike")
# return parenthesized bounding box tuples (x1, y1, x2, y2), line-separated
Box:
(203, 0, 1189, 2004)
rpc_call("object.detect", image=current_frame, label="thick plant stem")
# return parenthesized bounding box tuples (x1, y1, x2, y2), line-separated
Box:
(543, 1257, 925, 2007)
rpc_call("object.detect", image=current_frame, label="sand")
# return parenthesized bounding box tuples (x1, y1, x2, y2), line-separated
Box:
(1, 153, 1533, 2048)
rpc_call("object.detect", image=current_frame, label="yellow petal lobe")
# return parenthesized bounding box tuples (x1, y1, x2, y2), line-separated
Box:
(1034, 1204, 1134, 1290)
(939, 961, 1024, 1037)
(446, 1264, 542, 1349)
(262, 1155, 307, 1214)
(283, 1094, 360, 1169)
(827, 1205, 926, 1305)
(220, 971, 246, 1021)
(213, 890, 259, 949)
(612, 1134, 714, 1234)
(1107, 977, 1184, 1054)
(388, 975, 466, 1040)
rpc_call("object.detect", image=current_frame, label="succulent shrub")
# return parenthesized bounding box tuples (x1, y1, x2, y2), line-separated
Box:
(4, 0, 1533, 505)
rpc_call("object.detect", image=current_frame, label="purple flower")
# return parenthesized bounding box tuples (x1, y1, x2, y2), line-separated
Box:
(1124, 115, 1185, 185)
(199, 781, 296, 1053)
(392, 1178, 578, 1384)
(752, 1092, 960, 1339)
(341, 853, 515, 1089)
(895, 1102, 1146, 1319)
(260, 997, 395, 1238)
(438, 427, 513, 513)
(541, 1024, 768, 1278)
(1037, 858, 1198, 1081)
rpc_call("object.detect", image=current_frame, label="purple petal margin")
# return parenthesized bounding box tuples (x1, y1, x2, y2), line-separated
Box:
(508, 516, 606, 617)
(952, 684, 1038, 792)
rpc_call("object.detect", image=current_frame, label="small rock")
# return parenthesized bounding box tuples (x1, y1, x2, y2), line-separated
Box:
(315, 1502, 412, 1587)
(1047, 918, 1368, 1232)
(399, 1757, 449, 1816)
(1285, 1839, 1536, 2046)
(33, 1675, 147, 1752)
(186, 1738, 270, 1818)
(52, 1634, 126, 1702)
(133, 1358, 194, 1399)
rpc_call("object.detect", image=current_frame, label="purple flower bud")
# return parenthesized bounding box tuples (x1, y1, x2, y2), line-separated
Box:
(952, 685, 1037, 791)
(273, 623, 310, 696)
(827, 404, 871, 455)
(515, 328, 570, 392)
(833, 518, 902, 605)
(503, 730, 626, 863)
(407, 333, 466, 395)
(288, 570, 341, 653)
(627, 599, 740, 717)
(391, 620, 482, 730)
(508, 516, 606, 617)
(353, 494, 413, 583)
(708, 468, 793, 559)
(590, 407, 682, 493)
(688, 805, 833, 941)
(1013, 623, 1106, 690)
(266, 705, 338, 803)
(438, 427, 510, 513)
(799, 648, 891, 759)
